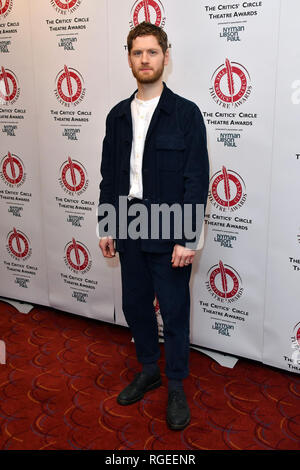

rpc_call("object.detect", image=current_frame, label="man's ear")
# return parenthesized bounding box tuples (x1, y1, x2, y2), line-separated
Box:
(128, 53, 132, 68)
(164, 48, 169, 66)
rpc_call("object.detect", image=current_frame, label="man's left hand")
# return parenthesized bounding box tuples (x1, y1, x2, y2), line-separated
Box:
(171, 244, 196, 268)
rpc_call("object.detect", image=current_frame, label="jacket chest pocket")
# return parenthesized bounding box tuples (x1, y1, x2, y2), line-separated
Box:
(156, 135, 185, 172)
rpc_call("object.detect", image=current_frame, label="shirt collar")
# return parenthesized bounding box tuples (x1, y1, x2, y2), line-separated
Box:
(116, 82, 176, 118)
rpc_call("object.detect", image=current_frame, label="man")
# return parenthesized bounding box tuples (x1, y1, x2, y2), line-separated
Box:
(98, 22, 209, 430)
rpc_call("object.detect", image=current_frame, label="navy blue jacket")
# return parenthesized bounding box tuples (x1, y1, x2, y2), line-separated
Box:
(98, 83, 209, 252)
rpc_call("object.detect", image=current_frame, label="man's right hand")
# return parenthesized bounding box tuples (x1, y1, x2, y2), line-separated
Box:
(99, 236, 115, 258)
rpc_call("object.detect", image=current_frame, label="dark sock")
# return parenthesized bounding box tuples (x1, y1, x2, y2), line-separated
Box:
(168, 379, 184, 392)
(142, 362, 159, 376)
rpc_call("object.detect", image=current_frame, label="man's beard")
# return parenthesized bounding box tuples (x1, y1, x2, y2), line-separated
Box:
(131, 63, 164, 84)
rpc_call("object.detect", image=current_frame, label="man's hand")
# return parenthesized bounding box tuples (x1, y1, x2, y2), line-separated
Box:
(99, 236, 115, 258)
(171, 244, 195, 268)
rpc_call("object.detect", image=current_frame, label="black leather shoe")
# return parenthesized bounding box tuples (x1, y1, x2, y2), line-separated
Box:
(167, 389, 191, 430)
(117, 370, 162, 405)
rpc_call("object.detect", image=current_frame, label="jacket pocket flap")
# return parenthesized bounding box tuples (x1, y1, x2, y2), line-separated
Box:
(156, 135, 186, 150)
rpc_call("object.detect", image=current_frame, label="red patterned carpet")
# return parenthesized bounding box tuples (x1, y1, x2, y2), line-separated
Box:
(0, 299, 299, 451)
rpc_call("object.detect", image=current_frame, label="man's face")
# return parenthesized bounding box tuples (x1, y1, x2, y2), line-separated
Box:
(128, 35, 169, 84)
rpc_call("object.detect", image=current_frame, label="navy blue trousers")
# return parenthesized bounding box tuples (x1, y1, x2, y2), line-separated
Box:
(119, 234, 192, 380)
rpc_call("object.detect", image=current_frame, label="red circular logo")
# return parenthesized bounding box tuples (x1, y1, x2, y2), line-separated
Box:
(210, 261, 239, 299)
(1, 152, 24, 186)
(60, 157, 87, 194)
(65, 238, 91, 273)
(130, 0, 165, 27)
(55, 65, 85, 106)
(54, 0, 77, 9)
(297, 327, 300, 347)
(209, 166, 246, 211)
(0, 67, 19, 104)
(51, 0, 81, 13)
(292, 323, 300, 349)
(0, 0, 13, 17)
(7, 228, 30, 259)
(207, 261, 243, 302)
(211, 59, 251, 107)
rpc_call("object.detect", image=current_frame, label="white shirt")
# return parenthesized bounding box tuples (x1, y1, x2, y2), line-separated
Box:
(128, 92, 204, 250)
(128, 93, 160, 200)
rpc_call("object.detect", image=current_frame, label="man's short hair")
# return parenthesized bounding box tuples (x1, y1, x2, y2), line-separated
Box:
(127, 21, 168, 54)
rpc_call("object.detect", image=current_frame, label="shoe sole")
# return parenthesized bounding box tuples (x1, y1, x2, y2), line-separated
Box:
(166, 414, 191, 431)
(117, 377, 162, 406)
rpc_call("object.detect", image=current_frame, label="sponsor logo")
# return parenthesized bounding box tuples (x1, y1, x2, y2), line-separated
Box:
(2, 124, 16, 136)
(212, 321, 234, 336)
(64, 238, 91, 274)
(8, 206, 23, 217)
(0, 66, 20, 105)
(67, 214, 84, 227)
(0, 151, 26, 187)
(54, 65, 85, 107)
(213, 233, 236, 248)
(220, 26, 244, 42)
(130, 0, 166, 28)
(217, 131, 241, 147)
(6, 228, 32, 261)
(72, 291, 88, 302)
(59, 37, 77, 50)
(206, 260, 243, 302)
(15, 277, 29, 288)
(209, 166, 247, 212)
(210, 58, 252, 108)
(0, 0, 13, 18)
(59, 156, 88, 195)
(50, 0, 82, 15)
(0, 40, 11, 53)
(63, 128, 80, 140)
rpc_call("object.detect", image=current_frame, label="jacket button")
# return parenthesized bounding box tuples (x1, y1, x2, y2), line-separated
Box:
(143, 168, 149, 173)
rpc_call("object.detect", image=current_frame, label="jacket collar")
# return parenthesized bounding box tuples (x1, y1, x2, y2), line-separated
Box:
(116, 82, 175, 118)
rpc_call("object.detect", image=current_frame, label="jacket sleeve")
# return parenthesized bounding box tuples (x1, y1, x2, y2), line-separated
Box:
(97, 113, 115, 236)
(179, 104, 209, 249)
(99, 112, 114, 207)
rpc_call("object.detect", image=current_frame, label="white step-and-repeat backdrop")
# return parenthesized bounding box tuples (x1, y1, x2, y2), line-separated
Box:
(0, 0, 299, 375)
